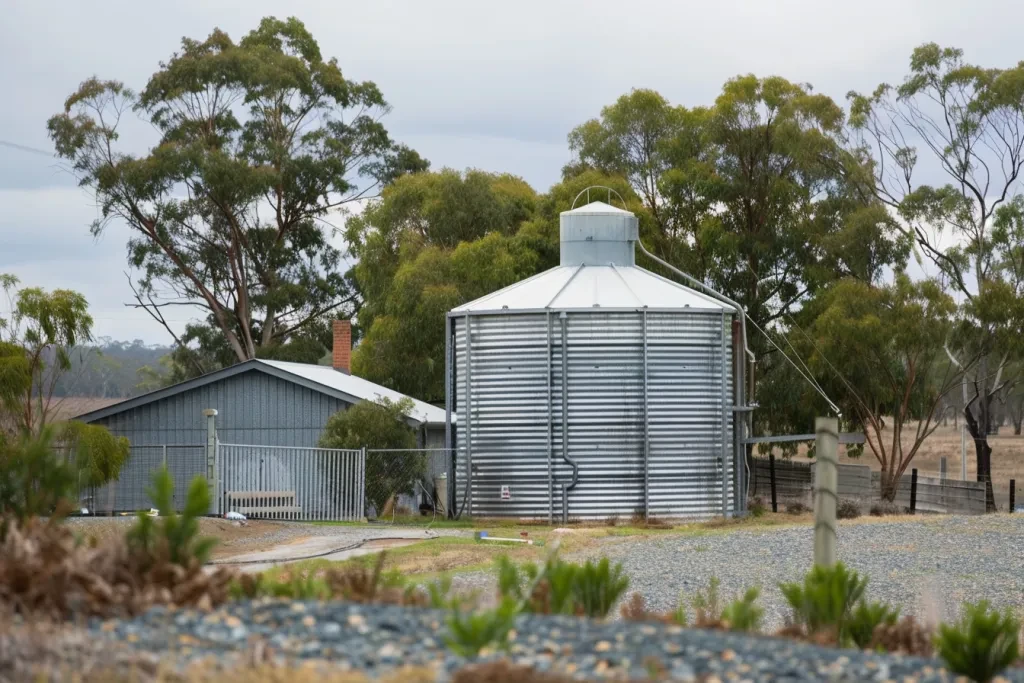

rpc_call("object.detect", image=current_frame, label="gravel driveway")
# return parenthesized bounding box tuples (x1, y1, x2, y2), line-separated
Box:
(572, 515, 1024, 629)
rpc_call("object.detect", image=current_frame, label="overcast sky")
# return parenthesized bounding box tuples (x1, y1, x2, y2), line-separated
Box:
(1, 0, 1020, 344)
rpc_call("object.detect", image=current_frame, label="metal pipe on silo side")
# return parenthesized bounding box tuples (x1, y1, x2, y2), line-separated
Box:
(465, 314, 473, 517)
(720, 311, 730, 517)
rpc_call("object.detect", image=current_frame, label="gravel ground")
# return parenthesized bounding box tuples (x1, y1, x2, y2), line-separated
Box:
(87, 599, 1024, 682)
(450, 515, 1024, 629)
(577, 515, 1024, 630)
(23, 515, 1024, 681)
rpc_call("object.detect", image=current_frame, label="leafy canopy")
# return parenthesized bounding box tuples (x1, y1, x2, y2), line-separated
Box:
(0, 274, 94, 436)
(347, 169, 542, 402)
(48, 16, 426, 373)
(319, 397, 423, 513)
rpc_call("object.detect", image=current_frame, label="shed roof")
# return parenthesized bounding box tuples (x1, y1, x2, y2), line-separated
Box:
(451, 263, 731, 313)
(73, 358, 448, 427)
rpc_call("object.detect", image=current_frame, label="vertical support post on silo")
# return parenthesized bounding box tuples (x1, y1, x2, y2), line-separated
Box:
(444, 314, 454, 518)
(162, 444, 167, 470)
(464, 314, 473, 518)
(814, 417, 839, 567)
(642, 307, 650, 523)
(732, 319, 744, 514)
(559, 312, 577, 524)
(720, 311, 729, 518)
(546, 311, 554, 525)
(203, 409, 218, 515)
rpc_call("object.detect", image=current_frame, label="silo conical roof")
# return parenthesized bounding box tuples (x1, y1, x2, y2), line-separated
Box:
(452, 201, 729, 313)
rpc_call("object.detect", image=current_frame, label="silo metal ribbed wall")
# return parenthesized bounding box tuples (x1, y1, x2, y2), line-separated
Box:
(451, 309, 734, 520)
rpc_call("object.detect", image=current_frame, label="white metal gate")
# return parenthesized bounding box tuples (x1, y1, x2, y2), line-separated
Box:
(215, 443, 365, 521)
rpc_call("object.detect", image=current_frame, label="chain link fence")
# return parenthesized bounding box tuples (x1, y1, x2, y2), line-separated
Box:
(78, 444, 207, 515)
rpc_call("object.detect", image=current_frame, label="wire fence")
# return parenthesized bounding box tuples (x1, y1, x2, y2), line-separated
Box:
(79, 445, 206, 514)
(217, 443, 364, 521)
(750, 456, 990, 514)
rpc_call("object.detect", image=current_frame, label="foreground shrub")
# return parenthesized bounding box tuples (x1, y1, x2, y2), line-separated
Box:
(836, 498, 861, 520)
(779, 563, 867, 643)
(785, 500, 809, 515)
(0, 515, 234, 618)
(445, 598, 519, 657)
(869, 501, 902, 517)
(0, 468, 231, 619)
(127, 467, 216, 569)
(720, 587, 764, 632)
(870, 615, 933, 656)
(846, 600, 900, 649)
(620, 578, 762, 633)
(0, 427, 76, 537)
(497, 554, 628, 619)
(231, 553, 433, 608)
(747, 496, 767, 517)
(935, 601, 1020, 683)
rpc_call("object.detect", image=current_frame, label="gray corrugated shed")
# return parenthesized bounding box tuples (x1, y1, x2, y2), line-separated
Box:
(75, 359, 447, 427)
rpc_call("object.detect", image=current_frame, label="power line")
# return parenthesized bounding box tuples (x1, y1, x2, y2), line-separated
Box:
(0, 139, 53, 157)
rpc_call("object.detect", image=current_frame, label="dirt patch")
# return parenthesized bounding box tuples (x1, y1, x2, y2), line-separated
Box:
(64, 518, 308, 559)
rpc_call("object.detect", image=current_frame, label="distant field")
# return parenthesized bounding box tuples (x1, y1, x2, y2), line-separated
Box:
(779, 422, 1024, 507)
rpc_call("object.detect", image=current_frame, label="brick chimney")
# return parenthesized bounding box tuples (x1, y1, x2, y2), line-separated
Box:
(332, 319, 352, 374)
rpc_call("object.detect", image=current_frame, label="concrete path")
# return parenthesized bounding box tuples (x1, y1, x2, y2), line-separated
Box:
(212, 527, 449, 573)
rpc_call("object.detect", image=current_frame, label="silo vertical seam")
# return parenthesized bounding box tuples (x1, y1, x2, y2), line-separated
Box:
(546, 310, 554, 525)
(559, 311, 577, 524)
(642, 307, 650, 522)
(720, 310, 729, 517)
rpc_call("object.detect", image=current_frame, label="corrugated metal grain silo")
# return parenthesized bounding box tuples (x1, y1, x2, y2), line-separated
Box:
(444, 189, 748, 522)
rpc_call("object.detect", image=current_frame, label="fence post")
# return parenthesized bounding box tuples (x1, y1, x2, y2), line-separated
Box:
(769, 453, 778, 513)
(162, 444, 168, 470)
(1011, 479, 1016, 513)
(203, 409, 218, 515)
(909, 468, 918, 515)
(813, 417, 838, 568)
(939, 456, 946, 480)
(360, 446, 367, 522)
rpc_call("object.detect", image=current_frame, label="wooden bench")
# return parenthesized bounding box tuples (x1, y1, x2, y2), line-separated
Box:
(225, 491, 301, 519)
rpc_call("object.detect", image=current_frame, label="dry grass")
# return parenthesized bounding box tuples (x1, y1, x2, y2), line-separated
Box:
(70, 519, 310, 560)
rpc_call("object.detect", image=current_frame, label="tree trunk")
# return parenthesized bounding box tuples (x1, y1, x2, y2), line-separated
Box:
(964, 404, 997, 512)
(879, 468, 899, 502)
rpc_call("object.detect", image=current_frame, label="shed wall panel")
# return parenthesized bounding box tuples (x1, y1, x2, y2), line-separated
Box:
(90, 369, 349, 452)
